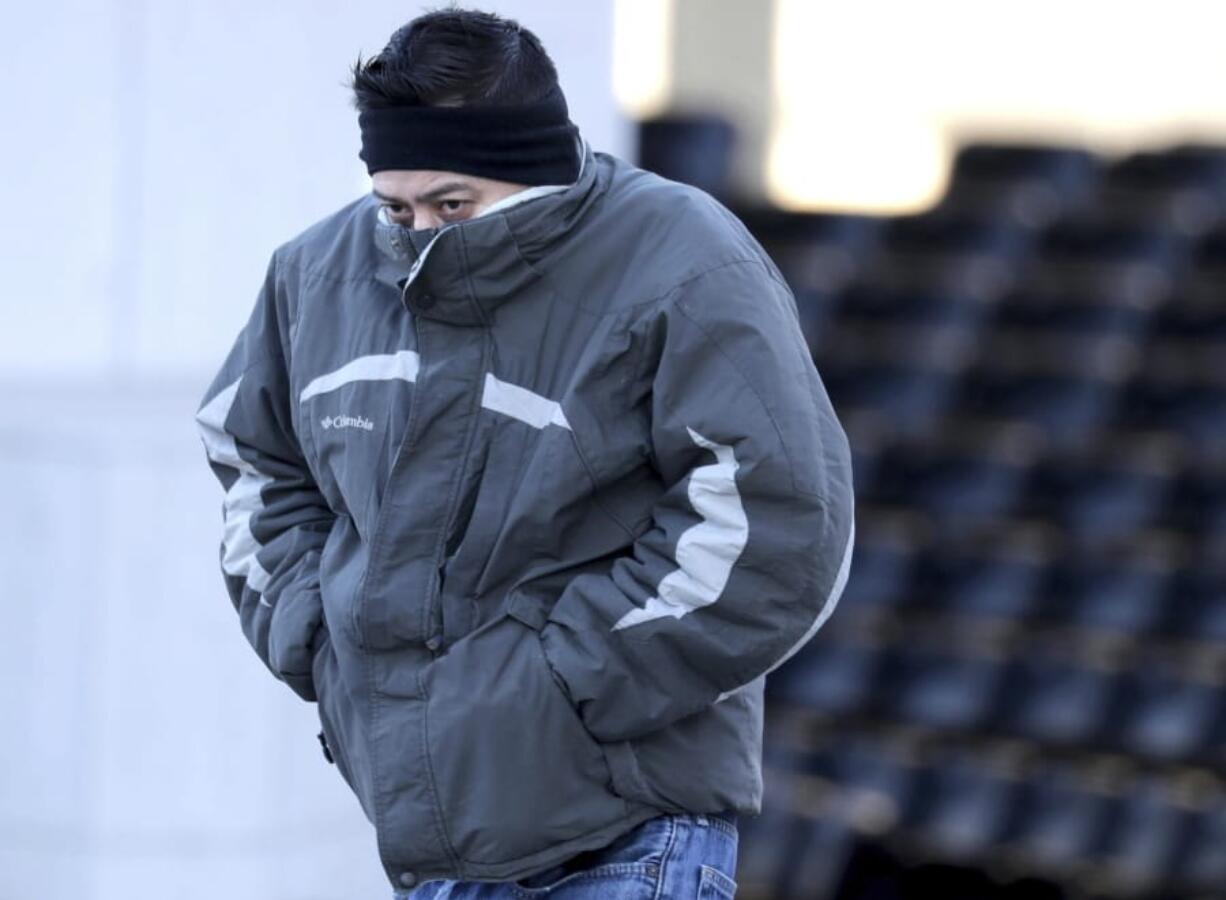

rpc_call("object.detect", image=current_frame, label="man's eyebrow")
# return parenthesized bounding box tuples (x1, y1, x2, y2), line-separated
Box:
(371, 182, 474, 205)
(372, 188, 405, 205)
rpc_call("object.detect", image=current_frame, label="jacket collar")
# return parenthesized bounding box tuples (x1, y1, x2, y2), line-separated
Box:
(372, 138, 606, 327)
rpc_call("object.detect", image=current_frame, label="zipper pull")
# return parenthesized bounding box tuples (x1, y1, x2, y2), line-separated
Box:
(425, 564, 446, 654)
(317, 729, 335, 764)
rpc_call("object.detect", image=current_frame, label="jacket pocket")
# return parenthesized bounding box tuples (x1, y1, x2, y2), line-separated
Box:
(266, 549, 328, 703)
(312, 630, 356, 791)
(420, 609, 630, 866)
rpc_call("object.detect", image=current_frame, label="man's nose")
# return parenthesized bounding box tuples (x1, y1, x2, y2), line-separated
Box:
(411, 209, 438, 230)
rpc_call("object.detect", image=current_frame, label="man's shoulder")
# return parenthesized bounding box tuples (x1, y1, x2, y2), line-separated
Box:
(270, 193, 378, 281)
(599, 153, 753, 248)
(584, 154, 785, 304)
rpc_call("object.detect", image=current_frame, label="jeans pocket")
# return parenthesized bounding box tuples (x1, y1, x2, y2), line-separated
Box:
(698, 863, 738, 899)
(420, 611, 629, 866)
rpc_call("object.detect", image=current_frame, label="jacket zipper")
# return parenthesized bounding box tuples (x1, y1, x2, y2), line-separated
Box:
(422, 319, 490, 651)
(348, 254, 436, 647)
(350, 225, 475, 650)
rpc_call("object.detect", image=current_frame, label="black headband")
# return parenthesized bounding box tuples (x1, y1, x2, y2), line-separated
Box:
(357, 85, 581, 185)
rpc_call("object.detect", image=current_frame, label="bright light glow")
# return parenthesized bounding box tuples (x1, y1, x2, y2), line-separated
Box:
(769, 0, 1226, 213)
(613, 0, 674, 117)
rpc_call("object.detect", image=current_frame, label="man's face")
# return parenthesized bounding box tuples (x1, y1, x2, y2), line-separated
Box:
(371, 169, 528, 231)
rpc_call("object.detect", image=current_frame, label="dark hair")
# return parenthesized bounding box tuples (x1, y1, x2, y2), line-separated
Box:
(349, 6, 562, 112)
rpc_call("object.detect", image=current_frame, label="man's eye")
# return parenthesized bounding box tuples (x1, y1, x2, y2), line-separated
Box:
(382, 203, 412, 225)
(439, 200, 469, 216)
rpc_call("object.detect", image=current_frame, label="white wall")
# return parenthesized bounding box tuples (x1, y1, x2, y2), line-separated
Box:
(0, 4, 623, 899)
(0, 0, 626, 378)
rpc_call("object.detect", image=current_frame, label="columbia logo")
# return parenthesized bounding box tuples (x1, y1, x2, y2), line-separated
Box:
(321, 414, 375, 431)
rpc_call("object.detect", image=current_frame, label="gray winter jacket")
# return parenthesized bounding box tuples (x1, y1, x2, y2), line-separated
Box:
(194, 139, 856, 891)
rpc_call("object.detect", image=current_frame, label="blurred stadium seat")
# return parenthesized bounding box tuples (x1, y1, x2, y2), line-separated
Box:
(652, 132, 1226, 899)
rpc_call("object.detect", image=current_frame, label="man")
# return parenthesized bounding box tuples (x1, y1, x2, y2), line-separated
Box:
(194, 7, 855, 898)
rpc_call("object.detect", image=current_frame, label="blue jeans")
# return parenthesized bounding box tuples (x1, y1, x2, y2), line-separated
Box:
(394, 810, 739, 898)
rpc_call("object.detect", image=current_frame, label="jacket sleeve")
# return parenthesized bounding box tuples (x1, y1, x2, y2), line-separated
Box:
(193, 250, 336, 703)
(538, 259, 856, 743)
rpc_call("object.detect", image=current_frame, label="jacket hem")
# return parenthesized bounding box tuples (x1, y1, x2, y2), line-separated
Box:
(601, 739, 666, 808)
(390, 802, 664, 886)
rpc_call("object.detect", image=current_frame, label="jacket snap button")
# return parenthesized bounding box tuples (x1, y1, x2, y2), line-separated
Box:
(398, 871, 417, 888)
(425, 633, 442, 652)
(418, 293, 436, 309)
